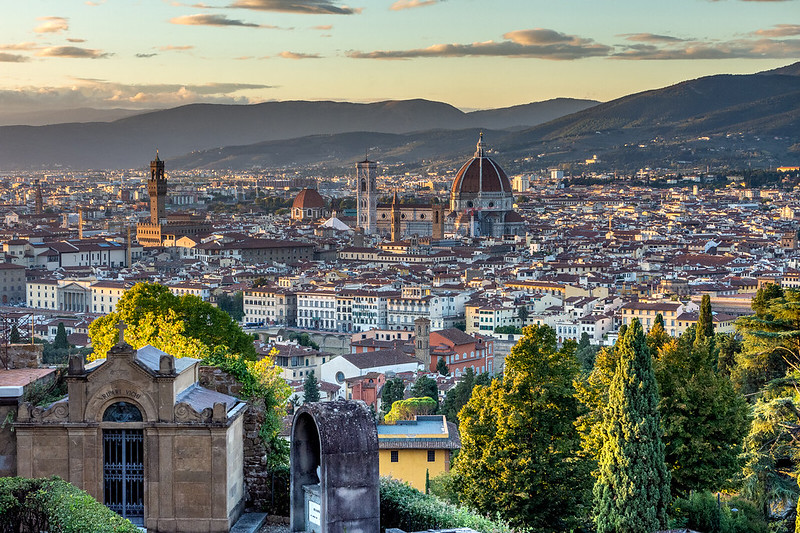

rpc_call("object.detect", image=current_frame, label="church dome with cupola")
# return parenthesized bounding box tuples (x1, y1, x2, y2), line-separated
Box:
(449, 134, 524, 238)
(450, 133, 514, 213)
(291, 188, 329, 221)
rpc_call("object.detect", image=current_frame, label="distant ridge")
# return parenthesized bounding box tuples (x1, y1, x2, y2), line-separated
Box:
(0, 98, 598, 170)
(170, 61, 800, 171)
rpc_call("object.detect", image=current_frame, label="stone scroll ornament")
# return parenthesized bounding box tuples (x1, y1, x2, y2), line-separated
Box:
(174, 402, 213, 423)
(23, 399, 70, 423)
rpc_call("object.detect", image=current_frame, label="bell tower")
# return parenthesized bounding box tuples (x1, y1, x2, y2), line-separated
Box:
(356, 158, 378, 235)
(148, 152, 167, 225)
(390, 191, 401, 242)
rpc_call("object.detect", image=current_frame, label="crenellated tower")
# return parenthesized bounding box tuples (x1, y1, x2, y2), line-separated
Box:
(148, 152, 167, 224)
(356, 158, 378, 235)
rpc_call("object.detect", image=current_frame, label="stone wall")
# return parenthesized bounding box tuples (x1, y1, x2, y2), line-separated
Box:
(199, 366, 285, 515)
(4, 344, 43, 369)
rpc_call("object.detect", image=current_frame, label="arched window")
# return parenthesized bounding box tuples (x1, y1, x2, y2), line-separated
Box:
(103, 401, 143, 422)
(361, 180, 367, 192)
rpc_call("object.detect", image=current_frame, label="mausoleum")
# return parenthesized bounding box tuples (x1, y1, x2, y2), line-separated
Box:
(14, 332, 246, 532)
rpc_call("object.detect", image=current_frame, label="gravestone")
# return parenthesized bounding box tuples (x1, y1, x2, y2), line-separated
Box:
(290, 400, 379, 533)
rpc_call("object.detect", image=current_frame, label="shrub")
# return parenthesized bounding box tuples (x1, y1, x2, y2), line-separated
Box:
(380, 476, 512, 533)
(0, 476, 139, 533)
(669, 491, 769, 533)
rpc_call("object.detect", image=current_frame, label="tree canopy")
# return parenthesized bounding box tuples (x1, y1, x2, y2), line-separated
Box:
(455, 325, 590, 532)
(303, 370, 320, 403)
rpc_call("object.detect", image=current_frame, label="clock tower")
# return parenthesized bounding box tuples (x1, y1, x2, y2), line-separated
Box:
(148, 152, 167, 225)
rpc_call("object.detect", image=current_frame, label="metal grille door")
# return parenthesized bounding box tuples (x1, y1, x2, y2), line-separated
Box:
(103, 429, 145, 525)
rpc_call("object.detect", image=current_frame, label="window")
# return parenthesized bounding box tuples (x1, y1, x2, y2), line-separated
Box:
(391, 450, 399, 462)
(427, 450, 436, 462)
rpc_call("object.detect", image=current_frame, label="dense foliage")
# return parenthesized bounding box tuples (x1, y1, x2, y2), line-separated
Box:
(384, 397, 437, 423)
(88, 282, 256, 361)
(0, 476, 139, 533)
(455, 325, 590, 531)
(411, 375, 438, 406)
(439, 367, 490, 425)
(593, 319, 670, 533)
(379, 477, 512, 533)
(216, 291, 244, 322)
(381, 377, 405, 416)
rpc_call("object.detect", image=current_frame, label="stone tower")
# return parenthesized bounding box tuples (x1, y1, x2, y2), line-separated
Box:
(34, 180, 43, 215)
(431, 203, 444, 240)
(414, 317, 431, 372)
(148, 152, 167, 225)
(391, 191, 401, 242)
(356, 158, 378, 235)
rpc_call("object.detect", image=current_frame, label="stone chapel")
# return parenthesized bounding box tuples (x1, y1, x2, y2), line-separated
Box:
(13, 332, 246, 532)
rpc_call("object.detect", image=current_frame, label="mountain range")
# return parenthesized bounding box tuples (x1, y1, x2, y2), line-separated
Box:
(1, 61, 799, 171)
(0, 98, 597, 170)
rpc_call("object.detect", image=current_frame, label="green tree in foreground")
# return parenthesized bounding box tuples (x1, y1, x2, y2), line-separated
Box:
(303, 370, 320, 403)
(89, 282, 256, 361)
(456, 325, 590, 532)
(594, 318, 670, 533)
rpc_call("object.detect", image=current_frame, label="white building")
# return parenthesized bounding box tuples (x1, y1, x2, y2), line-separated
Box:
(90, 281, 131, 315)
(320, 349, 420, 394)
(297, 289, 337, 331)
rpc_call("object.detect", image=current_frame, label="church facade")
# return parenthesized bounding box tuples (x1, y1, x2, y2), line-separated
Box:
(14, 335, 246, 532)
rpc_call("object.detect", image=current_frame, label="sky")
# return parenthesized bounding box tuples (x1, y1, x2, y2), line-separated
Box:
(0, 0, 798, 115)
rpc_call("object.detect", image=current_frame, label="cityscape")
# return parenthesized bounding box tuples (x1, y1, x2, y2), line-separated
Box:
(1, 1, 800, 532)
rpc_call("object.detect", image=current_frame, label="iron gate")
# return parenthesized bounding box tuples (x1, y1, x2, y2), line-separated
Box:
(103, 429, 144, 525)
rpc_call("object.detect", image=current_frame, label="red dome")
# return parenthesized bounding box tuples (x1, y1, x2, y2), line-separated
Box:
(292, 188, 326, 210)
(451, 135, 511, 195)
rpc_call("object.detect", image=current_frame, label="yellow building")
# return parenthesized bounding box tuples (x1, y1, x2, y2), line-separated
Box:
(377, 415, 460, 491)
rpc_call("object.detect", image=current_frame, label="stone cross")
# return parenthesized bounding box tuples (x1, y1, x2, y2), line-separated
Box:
(118, 321, 126, 344)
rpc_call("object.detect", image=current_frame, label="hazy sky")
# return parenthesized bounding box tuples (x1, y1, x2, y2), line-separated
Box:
(1, 0, 798, 113)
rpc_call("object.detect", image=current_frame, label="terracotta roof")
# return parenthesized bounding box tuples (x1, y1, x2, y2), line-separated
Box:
(292, 188, 326, 210)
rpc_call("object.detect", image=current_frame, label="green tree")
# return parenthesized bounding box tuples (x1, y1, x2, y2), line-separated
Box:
(517, 304, 529, 324)
(381, 378, 405, 416)
(384, 397, 437, 423)
(436, 357, 449, 376)
(440, 368, 490, 425)
(53, 322, 70, 350)
(575, 331, 598, 372)
(593, 319, 670, 533)
(217, 291, 244, 322)
(411, 375, 438, 406)
(88, 282, 256, 361)
(9, 324, 21, 344)
(716, 332, 742, 378)
(695, 294, 715, 349)
(655, 330, 750, 496)
(303, 370, 320, 403)
(455, 325, 590, 531)
(647, 313, 671, 355)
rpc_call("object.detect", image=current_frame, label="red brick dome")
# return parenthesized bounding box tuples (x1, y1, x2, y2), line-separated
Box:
(451, 134, 511, 195)
(292, 188, 326, 210)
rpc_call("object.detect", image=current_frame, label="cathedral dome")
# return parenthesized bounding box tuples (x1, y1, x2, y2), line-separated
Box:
(292, 188, 326, 210)
(451, 134, 512, 196)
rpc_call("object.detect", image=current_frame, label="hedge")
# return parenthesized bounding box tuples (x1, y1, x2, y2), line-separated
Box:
(0, 476, 139, 533)
(380, 476, 513, 533)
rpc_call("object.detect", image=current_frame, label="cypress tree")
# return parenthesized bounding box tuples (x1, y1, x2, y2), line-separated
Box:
(695, 294, 714, 345)
(53, 322, 70, 350)
(594, 318, 670, 533)
(9, 324, 21, 344)
(303, 370, 320, 403)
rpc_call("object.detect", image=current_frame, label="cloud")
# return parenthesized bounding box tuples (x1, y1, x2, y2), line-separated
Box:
(0, 42, 38, 51)
(36, 46, 110, 59)
(313, 24, 333, 30)
(390, 0, 437, 10)
(0, 53, 30, 62)
(754, 24, 800, 37)
(348, 28, 612, 60)
(613, 37, 800, 60)
(231, 0, 358, 15)
(34, 16, 69, 34)
(136, 53, 158, 58)
(67, 38, 87, 43)
(279, 50, 321, 59)
(159, 45, 195, 51)
(619, 33, 688, 43)
(0, 80, 275, 114)
(85, 0, 106, 5)
(170, 13, 263, 27)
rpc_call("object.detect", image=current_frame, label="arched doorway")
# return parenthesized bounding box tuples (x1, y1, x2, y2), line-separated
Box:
(102, 401, 144, 526)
